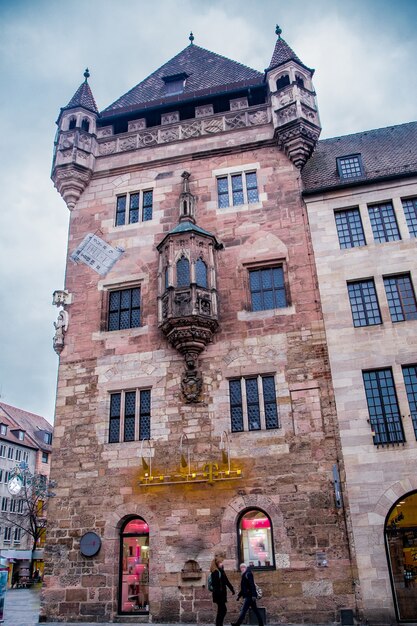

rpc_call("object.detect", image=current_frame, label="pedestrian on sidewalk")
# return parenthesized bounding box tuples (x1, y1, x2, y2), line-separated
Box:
(231, 563, 264, 626)
(210, 555, 235, 626)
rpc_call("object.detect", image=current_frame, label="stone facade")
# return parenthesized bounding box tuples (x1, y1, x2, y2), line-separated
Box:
(304, 173, 417, 623)
(43, 34, 356, 624)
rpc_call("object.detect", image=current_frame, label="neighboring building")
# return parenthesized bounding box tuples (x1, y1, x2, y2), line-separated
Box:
(43, 29, 356, 624)
(303, 122, 417, 623)
(0, 402, 53, 583)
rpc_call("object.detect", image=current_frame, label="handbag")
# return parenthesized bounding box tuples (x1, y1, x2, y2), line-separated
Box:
(255, 583, 262, 599)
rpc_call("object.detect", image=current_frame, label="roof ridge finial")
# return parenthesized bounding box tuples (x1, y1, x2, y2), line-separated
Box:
(189, 31, 194, 45)
(275, 24, 282, 39)
(84, 68, 90, 83)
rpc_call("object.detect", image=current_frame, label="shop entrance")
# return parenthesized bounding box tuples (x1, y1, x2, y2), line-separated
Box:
(119, 517, 149, 615)
(385, 491, 417, 621)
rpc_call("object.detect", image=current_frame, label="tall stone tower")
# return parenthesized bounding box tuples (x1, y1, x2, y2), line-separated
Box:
(43, 28, 355, 624)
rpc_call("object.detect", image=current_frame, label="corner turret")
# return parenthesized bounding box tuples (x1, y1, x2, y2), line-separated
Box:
(52, 69, 99, 210)
(266, 26, 321, 168)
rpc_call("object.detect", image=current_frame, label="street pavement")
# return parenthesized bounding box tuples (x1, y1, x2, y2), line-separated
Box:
(3, 586, 310, 625)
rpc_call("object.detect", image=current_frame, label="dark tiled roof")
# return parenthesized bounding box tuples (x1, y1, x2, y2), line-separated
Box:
(0, 402, 53, 452)
(64, 79, 99, 114)
(302, 121, 417, 193)
(157, 220, 222, 250)
(266, 35, 311, 72)
(102, 44, 263, 116)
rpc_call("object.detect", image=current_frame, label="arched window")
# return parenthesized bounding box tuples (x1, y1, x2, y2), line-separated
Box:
(176, 256, 190, 287)
(295, 74, 305, 89)
(385, 491, 417, 620)
(276, 74, 290, 90)
(237, 509, 275, 569)
(81, 118, 90, 132)
(68, 117, 76, 130)
(119, 517, 149, 615)
(195, 258, 208, 288)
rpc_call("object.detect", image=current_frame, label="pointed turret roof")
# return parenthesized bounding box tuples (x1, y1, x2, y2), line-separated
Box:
(266, 26, 312, 73)
(63, 69, 99, 115)
(101, 42, 263, 117)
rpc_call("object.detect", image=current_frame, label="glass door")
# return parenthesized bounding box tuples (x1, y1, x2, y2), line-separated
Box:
(119, 518, 149, 614)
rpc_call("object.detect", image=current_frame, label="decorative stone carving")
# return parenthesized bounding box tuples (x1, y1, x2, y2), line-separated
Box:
(99, 141, 116, 155)
(161, 111, 180, 125)
(230, 97, 248, 111)
(128, 118, 146, 132)
(52, 165, 93, 210)
(53, 309, 68, 355)
(181, 355, 203, 403)
(52, 290, 71, 306)
(225, 113, 246, 130)
(277, 104, 297, 124)
(138, 131, 158, 147)
(97, 127, 113, 138)
(203, 118, 223, 134)
(160, 127, 180, 143)
(301, 104, 316, 120)
(181, 121, 202, 139)
(119, 136, 137, 151)
(276, 120, 321, 169)
(195, 104, 214, 118)
(248, 110, 268, 125)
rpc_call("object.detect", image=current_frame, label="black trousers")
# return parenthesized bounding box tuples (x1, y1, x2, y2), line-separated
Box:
(215, 600, 228, 626)
(235, 597, 264, 626)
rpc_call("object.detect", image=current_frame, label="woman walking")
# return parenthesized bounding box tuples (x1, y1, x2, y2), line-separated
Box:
(232, 563, 264, 626)
(210, 555, 235, 626)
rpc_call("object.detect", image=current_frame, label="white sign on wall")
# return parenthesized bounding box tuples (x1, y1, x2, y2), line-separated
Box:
(70, 234, 124, 276)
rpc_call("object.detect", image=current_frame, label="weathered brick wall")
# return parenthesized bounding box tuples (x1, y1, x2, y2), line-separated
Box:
(42, 138, 356, 623)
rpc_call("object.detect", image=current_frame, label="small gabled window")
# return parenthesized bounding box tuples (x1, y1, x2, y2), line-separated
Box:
(162, 73, 188, 96)
(17, 430, 24, 441)
(0, 424, 7, 436)
(337, 155, 364, 179)
(44, 432, 52, 445)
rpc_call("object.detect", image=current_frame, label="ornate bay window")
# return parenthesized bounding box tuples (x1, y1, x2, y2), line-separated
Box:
(157, 172, 222, 402)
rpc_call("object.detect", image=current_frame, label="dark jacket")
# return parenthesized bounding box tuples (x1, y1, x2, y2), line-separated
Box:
(237, 568, 257, 599)
(211, 568, 235, 604)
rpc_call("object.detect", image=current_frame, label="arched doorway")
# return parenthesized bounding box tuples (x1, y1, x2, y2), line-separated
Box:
(385, 491, 417, 621)
(119, 517, 149, 615)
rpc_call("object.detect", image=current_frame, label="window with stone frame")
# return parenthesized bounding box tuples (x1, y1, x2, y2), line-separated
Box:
(336, 154, 364, 179)
(334, 208, 366, 249)
(363, 368, 405, 445)
(108, 287, 141, 331)
(13, 527, 21, 544)
(368, 202, 401, 243)
(1, 497, 8, 512)
(249, 266, 287, 311)
(217, 171, 258, 208)
(229, 375, 279, 433)
(347, 279, 382, 327)
(403, 365, 417, 441)
(0, 444, 6, 458)
(115, 190, 153, 226)
(402, 197, 417, 238)
(383, 273, 417, 323)
(108, 389, 151, 444)
(4, 527, 11, 543)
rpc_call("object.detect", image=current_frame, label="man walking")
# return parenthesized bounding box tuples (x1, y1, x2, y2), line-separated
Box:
(232, 563, 264, 626)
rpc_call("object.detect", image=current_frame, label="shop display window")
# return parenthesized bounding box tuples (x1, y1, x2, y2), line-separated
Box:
(238, 509, 275, 569)
(119, 517, 149, 614)
(385, 491, 417, 621)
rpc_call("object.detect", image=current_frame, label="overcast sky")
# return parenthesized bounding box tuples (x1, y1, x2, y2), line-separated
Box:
(0, 0, 416, 423)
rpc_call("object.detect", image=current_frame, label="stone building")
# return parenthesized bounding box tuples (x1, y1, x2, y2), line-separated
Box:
(0, 402, 53, 583)
(43, 29, 356, 623)
(303, 123, 417, 623)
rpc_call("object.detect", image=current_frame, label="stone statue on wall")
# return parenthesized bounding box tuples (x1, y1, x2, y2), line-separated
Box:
(53, 309, 68, 355)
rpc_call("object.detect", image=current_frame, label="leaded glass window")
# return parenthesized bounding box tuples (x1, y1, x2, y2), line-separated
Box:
(216, 171, 259, 208)
(229, 380, 244, 433)
(109, 393, 121, 443)
(249, 267, 287, 311)
(139, 390, 151, 440)
(115, 191, 153, 226)
(109, 389, 151, 444)
(347, 280, 382, 327)
(383, 274, 417, 322)
(229, 375, 279, 433)
(124, 391, 136, 442)
(337, 155, 363, 179)
(334, 208, 366, 249)
(176, 256, 190, 287)
(402, 197, 417, 238)
(363, 369, 405, 445)
(403, 365, 417, 440)
(195, 258, 207, 288)
(108, 287, 141, 331)
(368, 202, 401, 243)
(262, 376, 279, 429)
